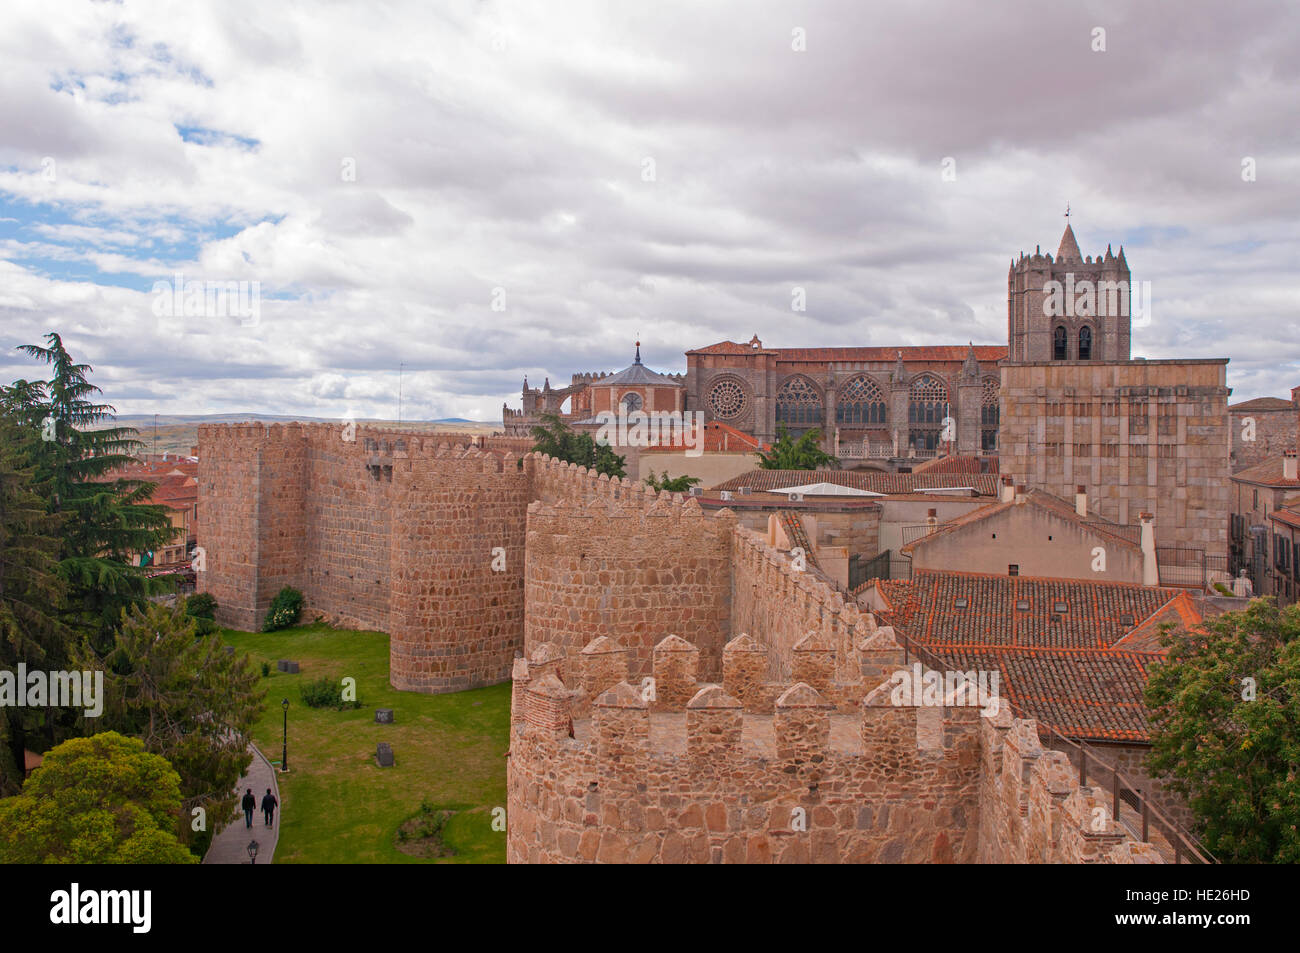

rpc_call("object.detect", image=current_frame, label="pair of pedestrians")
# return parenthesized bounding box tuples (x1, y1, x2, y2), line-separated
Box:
(242, 788, 277, 828)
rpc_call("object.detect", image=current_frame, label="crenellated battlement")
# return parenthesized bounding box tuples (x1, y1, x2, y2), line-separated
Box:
(507, 631, 1169, 864)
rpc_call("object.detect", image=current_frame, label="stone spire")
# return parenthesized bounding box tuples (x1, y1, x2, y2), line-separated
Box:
(1057, 224, 1082, 262)
(962, 342, 980, 379)
(893, 350, 906, 384)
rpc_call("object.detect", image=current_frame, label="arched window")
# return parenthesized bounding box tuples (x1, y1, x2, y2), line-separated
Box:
(980, 377, 999, 452)
(775, 375, 823, 434)
(621, 391, 643, 412)
(908, 374, 948, 451)
(1078, 325, 1092, 361)
(1053, 325, 1068, 361)
(835, 375, 886, 426)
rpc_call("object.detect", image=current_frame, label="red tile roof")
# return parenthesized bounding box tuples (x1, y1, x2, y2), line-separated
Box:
(1229, 397, 1295, 412)
(1231, 455, 1300, 488)
(640, 421, 764, 453)
(1269, 506, 1300, 530)
(912, 454, 999, 475)
(871, 569, 1198, 742)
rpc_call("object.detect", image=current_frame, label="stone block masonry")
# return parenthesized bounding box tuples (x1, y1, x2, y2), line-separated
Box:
(198, 423, 532, 692)
(506, 632, 1166, 863)
(523, 472, 733, 682)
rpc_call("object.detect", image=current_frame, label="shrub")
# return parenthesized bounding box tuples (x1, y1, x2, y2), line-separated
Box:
(300, 675, 359, 710)
(262, 587, 303, 632)
(261, 661, 271, 678)
(184, 592, 219, 636)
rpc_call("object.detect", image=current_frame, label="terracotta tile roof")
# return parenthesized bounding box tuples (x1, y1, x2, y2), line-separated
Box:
(713, 469, 999, 497)
(688, 341, 1008, 363)
(641, 421, 764, 453)
(942, 648, 1155, 743)
(1269, 507, 1300, 530)
(1229, 396, 1295, 412)
(96, 461, 198, 510)
(912, 454, 998, 475)
(1231, 455, 1300, 488)
(779, 513, 819, 569)
(872, 569, 1198, 742)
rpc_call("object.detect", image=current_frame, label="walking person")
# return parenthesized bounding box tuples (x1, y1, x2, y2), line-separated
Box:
(262, 788, 278, 827)
(242, 788, 256, 829)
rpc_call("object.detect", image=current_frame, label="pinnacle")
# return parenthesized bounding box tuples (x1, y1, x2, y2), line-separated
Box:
(1057, 223, 1082, 262)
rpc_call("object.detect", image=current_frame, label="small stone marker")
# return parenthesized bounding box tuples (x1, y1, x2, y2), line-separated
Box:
(375, 708, 394, 724)
(376, 742, 394, 767)
(278, 661, 300, 674)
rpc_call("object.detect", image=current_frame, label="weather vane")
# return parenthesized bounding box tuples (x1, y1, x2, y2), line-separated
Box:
(1064, 202, 1071, 220)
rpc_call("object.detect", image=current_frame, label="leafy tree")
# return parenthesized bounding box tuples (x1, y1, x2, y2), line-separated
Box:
(643, 470, 702, 494)
(0, 416, 72, 792)
(1145, 598, 1300, 863)
(90, 604, 265, 856)
(530, 412, 626, 478)
(756, 424, 837, 470)
(0, 731, 196, 864)
(12, 333, 176, 653)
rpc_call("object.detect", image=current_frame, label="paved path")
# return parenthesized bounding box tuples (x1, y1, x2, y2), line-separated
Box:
(202, 744, 282, 865)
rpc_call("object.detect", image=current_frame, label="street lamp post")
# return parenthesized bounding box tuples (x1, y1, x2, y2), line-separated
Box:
(281, 697, 289, 772)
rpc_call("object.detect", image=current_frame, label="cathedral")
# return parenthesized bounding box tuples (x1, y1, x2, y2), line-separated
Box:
(503, 223, 1231, 556)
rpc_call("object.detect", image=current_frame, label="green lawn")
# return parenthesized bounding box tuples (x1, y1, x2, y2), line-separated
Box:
(221, 624, 510, 863)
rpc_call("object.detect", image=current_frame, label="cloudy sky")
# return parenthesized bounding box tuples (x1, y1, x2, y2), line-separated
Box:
(1, 0, 1296, 421)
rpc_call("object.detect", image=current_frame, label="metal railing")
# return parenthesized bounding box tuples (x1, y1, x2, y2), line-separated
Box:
(892, 628, 1216, 864)
(850, 549, 892, 588)
(901, 522, 943, 546)
(1156, 547, 1230, 590)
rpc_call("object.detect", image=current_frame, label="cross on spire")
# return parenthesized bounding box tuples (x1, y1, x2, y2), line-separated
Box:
(1064, 202, 1071, 220)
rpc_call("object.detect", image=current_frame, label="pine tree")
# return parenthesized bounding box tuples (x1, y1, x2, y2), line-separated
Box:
(0, 415, 71, 793)
(13, 333, 176, 653)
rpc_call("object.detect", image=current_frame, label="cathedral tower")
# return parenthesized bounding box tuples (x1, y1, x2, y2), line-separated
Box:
(1007, 223, 1131, 362)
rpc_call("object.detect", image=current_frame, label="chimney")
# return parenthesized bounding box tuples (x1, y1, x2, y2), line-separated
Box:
(1139, 512, 1158, 586)
(1286, 451, 1298, 482)
(1000, 476, 1014, 503)
(926, 508, 938, 529)
(1075, 485, 1087, 518)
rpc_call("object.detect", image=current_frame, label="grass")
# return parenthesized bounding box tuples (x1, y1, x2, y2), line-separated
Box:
(220, 623, 510, 863)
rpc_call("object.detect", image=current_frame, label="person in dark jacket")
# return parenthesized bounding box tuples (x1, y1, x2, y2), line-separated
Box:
(241, 788, 256, 828)
(262, 788, 278, 826)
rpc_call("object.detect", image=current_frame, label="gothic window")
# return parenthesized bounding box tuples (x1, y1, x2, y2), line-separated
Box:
(1053, 325, 1068, 361)
(621, 391, 643, 412)
(1078, 325, 1093, 361)
(908, 374, 948, 451)
(835, 375, 886, 426)
(980, 377, 999, 452)
(775, 375, 823, 433)
(706, 378, 748, 421)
